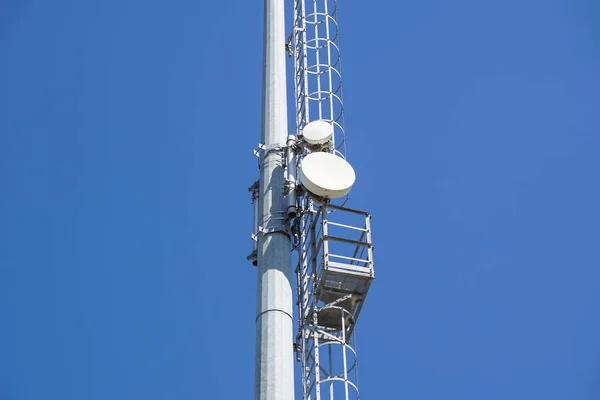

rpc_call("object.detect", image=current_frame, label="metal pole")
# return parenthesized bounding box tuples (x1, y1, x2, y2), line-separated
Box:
(255, 0, 294, 399)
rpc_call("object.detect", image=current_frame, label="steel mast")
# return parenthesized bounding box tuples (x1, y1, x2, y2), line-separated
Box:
(249, 1, 374, 399)
(253, 0, 295, 399)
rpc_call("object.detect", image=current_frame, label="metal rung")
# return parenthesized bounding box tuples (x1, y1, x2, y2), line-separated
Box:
(328, 253, 370, 264)
(325, 221, 367, 232)
(323, 234, 371, 247)
(324, 203, 371, 216)
(326, 261, 373, 275)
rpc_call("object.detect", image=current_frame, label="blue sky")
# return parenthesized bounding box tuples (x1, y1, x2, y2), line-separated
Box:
(1, 0, 599, 399)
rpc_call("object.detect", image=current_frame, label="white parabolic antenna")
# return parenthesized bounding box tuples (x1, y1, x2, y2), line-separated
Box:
(299, 152, 356, 199)
(302, 120, 333, 145)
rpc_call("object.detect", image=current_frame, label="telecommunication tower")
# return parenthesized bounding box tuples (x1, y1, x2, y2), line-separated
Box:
(250, 1, 374, 399)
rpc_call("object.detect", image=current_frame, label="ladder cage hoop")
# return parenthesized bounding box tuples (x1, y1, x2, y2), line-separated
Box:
(295, 202, 373, 400)
(292, 1, 375, 399)
(293, 0, 346, 159)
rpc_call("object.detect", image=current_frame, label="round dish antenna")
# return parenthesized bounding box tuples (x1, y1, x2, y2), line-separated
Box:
(302, 120, 333, 145)
(299, 152, 355, 199)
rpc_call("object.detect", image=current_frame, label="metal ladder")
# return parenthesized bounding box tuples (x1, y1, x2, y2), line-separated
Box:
(295, 201, 374, 399)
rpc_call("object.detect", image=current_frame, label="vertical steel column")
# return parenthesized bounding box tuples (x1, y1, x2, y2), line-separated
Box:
(255, 0, 294, 399)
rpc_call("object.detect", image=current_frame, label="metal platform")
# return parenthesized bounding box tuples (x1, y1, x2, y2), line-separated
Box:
(295, 201, 374, 399)
(314, 204, 373, 337)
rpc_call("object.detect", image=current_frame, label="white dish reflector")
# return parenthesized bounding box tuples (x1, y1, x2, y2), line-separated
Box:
(302, 120, 333, 145)
(299, 152, 355, 199)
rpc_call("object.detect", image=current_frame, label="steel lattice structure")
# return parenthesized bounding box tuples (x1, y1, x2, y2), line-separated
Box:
(293, 201, 373, 399)
(250, 1, 374, 399)
(290, 1, 375, 399)
(291, 0, 346, 158)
